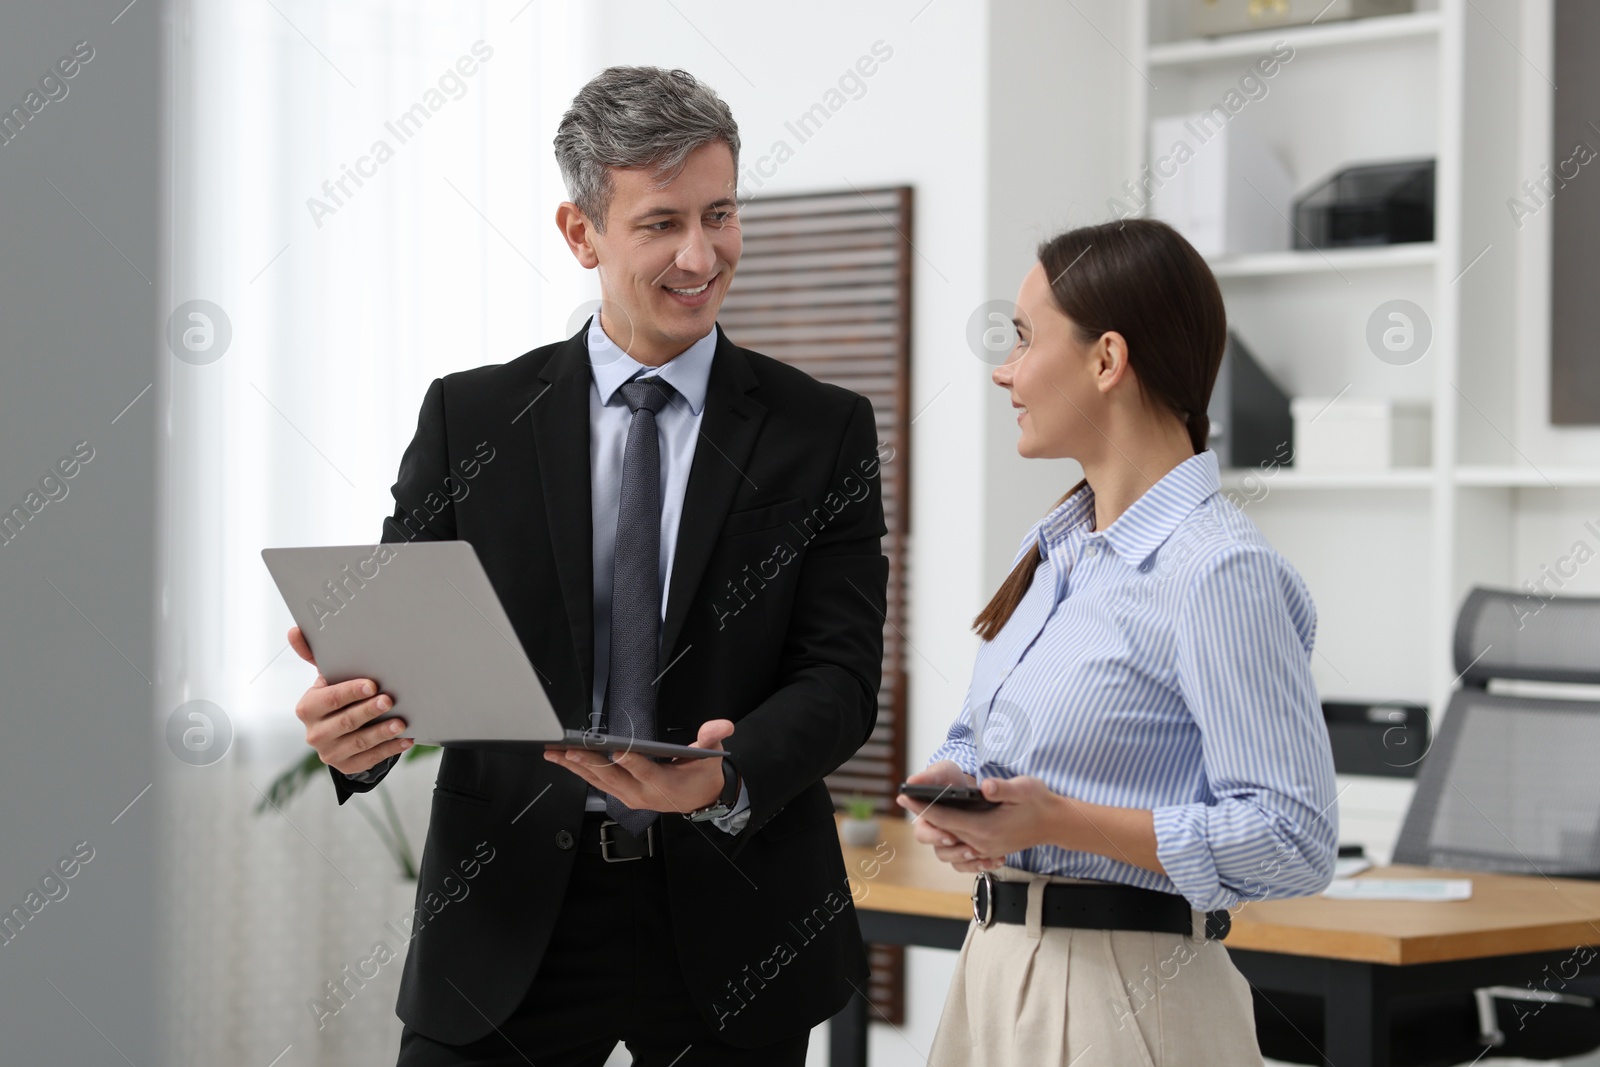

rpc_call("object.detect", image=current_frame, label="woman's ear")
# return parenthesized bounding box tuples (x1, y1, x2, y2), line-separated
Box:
(1094, 330, 1132, 394)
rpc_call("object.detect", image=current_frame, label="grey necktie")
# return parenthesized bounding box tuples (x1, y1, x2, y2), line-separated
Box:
(604, 375, 676, 836)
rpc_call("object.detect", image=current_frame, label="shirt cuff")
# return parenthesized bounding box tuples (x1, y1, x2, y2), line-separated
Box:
(1151, 803, 1228, 911)
(711, 779, 752, 835)
(343, 753, 399, 785)
(928, 743, 980, 780)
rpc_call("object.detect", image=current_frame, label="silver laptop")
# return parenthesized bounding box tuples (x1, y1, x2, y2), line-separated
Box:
(261, 541, 715, 760)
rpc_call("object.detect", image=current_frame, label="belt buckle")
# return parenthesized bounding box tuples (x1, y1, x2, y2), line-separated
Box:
(972, 870, 996, 928)
(598, 819, 652, 862)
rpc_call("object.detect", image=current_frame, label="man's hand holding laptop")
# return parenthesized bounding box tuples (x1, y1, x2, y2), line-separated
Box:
(288, 624, 414, 776)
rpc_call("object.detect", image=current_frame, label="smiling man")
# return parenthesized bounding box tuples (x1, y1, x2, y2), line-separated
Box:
(286, 66, 888, 1065)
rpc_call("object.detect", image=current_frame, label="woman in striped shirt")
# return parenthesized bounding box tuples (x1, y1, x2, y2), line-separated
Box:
(898, 218, 1338, 1066)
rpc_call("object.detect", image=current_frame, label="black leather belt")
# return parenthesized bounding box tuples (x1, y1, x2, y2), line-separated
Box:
(972, 872, 1230, 940)
(577, 811, 658, 861)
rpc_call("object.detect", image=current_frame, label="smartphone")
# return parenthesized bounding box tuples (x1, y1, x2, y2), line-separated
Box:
(898, 782, 998, 811)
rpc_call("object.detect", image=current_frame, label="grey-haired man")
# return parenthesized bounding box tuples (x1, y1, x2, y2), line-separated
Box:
(288, 66, 888, 1065)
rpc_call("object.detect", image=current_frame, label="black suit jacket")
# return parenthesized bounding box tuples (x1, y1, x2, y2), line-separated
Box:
(330, 322, 889, 1047)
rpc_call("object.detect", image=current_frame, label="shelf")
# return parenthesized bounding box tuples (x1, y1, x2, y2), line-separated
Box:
(1147, 10, 1441, 68)
(1208, 243, 1436, 279)
(1220, 468, 1434, 491)
(1455, 467, 1600, 489)
(1218, 467, 1600, 490)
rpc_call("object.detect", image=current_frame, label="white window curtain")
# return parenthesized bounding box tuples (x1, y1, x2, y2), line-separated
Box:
(157, 2, 595, 1063)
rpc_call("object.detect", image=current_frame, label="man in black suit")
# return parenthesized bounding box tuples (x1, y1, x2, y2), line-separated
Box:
(287, 66, 888, 1065)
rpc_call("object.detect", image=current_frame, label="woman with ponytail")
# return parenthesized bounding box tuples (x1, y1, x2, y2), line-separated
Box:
(898, 219, 1337, 1066)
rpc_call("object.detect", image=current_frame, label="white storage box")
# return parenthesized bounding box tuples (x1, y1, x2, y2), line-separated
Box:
(1291, 397, 1431, 471)
(1148, 112, 1293, 257)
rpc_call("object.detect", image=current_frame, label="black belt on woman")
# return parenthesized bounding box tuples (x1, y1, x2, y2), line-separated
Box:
(972, 871, 1231, 940)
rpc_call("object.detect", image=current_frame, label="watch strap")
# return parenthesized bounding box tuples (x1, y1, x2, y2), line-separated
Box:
(683, 755, 739, 822)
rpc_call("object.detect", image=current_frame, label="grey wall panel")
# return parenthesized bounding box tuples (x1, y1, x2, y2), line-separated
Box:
(0, 1, 160, 1063)
(1551, 0, 1600, 425)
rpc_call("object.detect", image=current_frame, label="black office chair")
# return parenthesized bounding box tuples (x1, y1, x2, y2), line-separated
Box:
(1255, 586, 1600, 1067)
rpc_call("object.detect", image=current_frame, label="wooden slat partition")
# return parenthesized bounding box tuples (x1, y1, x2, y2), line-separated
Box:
(721, 186, 913, 1024)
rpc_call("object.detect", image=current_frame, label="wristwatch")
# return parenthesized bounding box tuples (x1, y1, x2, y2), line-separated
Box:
(683, 757, 741, 823)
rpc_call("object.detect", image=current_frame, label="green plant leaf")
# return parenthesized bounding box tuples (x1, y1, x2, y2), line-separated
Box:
(255, 743, 441, 879)
(254, 749, 327, 815)
(843, 794, 877, 821)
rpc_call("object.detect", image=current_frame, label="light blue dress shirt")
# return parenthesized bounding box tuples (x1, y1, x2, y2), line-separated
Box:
(929, 450, 1337, 910)
(584, 314, 749, 833)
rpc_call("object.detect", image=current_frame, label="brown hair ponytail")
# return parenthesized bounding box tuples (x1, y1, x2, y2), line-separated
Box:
(971, 219, 1225, 641)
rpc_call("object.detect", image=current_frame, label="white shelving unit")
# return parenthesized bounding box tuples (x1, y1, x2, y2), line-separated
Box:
(1146, 9, 1442, 65)
(1455, 466, 1600, 488)
(1206, 242, 1437, 279)
(1129, 1, 1597, 860)
(1219, 469, 1434, 491)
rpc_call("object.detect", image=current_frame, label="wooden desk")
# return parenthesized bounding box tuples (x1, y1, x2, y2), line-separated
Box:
(829, 816, 1600, 1067)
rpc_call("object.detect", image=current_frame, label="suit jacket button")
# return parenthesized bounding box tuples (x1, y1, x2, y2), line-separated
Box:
(554, 829, 575, 850)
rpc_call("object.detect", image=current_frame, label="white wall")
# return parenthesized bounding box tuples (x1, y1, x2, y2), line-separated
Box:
(982, 0, 1131, 594)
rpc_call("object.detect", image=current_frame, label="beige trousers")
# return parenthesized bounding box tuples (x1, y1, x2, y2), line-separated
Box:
(926, 866, 1263, 1067)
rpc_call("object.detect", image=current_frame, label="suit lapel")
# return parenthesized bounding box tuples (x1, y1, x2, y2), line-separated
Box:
(661, 331, 765, 667)
(530, 325, 595, 719)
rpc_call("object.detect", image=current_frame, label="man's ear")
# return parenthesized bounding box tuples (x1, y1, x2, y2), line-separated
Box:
(555, 202, 600, 269)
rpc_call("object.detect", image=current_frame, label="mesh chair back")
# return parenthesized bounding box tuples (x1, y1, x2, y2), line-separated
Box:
(1392, 588, 1600, 876)
(1453, 586, 1600, 688)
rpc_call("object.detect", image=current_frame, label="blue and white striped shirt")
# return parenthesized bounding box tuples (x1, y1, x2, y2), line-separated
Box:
(929, 450, 1337, 911)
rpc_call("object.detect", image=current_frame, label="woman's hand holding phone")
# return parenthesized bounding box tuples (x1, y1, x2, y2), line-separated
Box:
(896, 761, 997, 872)
(898, 764, 1071, 874)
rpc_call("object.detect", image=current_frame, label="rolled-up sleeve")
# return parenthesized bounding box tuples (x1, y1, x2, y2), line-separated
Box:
(1152, 547, 1339, 911)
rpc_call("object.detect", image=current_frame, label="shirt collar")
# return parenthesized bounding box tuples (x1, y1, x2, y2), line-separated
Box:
(1033, 450, 1221, 566)
(1031, 482, 1095, 561)
(586, 313, 716, 416)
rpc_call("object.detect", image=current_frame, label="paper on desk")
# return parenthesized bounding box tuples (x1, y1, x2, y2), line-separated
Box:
(1322, 878, 1472, 902)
